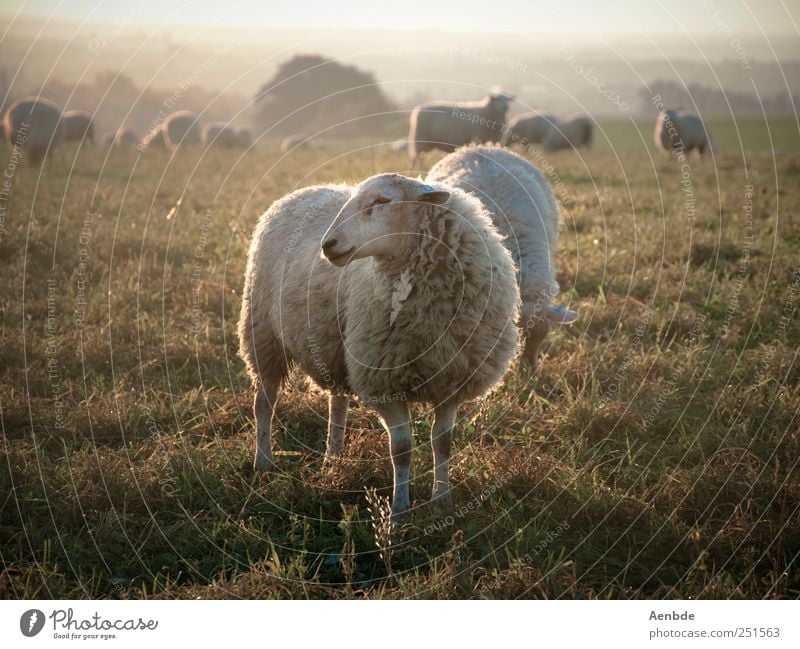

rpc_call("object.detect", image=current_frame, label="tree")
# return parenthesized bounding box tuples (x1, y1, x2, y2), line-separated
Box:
(254, 54, 395, 137)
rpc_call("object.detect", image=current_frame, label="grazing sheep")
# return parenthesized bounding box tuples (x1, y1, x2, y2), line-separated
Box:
(542, 114, 593, 152)
(202, 122, 241, 148)
(501, 111, 558, 147)
(238, 173, 520, 518)
(101, 128, 139, 149)
(139, 125, 168, 151)
(427, 145, 576, 370)
(408, 93, 512, 168)
(280, 134, 315, 153)
(163, 110, 201, 150)
(61, 110, 94, 143)
(654, 108, 713, 157)
(3, 96, 63, 164)
(236, 127, 253, 148)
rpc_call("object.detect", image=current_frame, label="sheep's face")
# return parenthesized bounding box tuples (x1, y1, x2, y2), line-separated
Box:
(488, 94, 513, 118)
(321, 174, 450, 267)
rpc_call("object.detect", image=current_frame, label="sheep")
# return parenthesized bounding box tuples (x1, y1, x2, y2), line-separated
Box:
(61, 110, 94, 144)
(162, 110, 201, 150)
(3, 96, 63, 164)
(236, 127, 253, 148)
(654, 108, 713, 157)
(542, 114, 593, 152)
(501, 111, 558, 147)
(427, 145, 577, 370)
(139, 125, 168, 151)
(101, 128, 139, 149)
(238, 173, 520, 519)
(202, 122, 241, 148)
(408, 93, 512, 169)
(280, 134, 315, 153)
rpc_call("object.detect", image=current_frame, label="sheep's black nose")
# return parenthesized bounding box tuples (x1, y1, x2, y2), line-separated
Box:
(321, 239, 338, 254)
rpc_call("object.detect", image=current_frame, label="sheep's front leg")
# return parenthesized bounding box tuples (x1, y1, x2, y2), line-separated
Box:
(431, 401, 458, 513)
(326, 394, 348, 456)
(253, 376, 280, 472)
(375, 401, 412, 520)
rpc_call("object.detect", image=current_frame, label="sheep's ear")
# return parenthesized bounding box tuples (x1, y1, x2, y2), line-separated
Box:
(416, 185, 450, 204)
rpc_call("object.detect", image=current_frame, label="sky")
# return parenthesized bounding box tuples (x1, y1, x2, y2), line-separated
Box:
(4, 0, 799, 34)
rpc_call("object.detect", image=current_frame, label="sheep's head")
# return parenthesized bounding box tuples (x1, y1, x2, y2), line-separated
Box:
(488, 93, 513, 118)
(321, 174, 450, 267)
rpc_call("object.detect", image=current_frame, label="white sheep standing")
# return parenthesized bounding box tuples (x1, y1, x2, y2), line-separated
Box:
(542, 114, 593, 152)
(238, 173, 520, 519)
(501, 111, 559, 147)
(3, 96, 63, 164)
(654, 108, 713, 157)
(408, 93, 512, 169)
(61, 110, 94, 144)
(427, 145, 576, 370)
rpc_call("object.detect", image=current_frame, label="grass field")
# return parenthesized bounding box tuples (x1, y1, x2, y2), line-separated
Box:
(1, 116, 799, 599)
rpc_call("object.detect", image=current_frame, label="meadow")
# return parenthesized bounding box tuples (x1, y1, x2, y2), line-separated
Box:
(1, 116, 798, 599)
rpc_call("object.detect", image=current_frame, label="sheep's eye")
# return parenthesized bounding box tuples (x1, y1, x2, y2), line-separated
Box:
(365, 196, 391, 215)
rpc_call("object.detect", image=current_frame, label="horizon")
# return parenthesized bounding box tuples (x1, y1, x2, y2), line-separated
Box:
(3, 0, 798, 34)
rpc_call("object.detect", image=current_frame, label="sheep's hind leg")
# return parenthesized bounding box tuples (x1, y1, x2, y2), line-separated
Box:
(253, 375, 280, 472)
(326, 394, 348, 456)
(374, 401, 413, 521)
(431, 401, 457, 514)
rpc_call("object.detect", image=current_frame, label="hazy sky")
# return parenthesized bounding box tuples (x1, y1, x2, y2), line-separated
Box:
(5, 0, 799, 34)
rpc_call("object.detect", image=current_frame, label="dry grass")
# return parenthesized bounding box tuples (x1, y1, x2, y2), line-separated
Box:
(1, 117, 799, 599)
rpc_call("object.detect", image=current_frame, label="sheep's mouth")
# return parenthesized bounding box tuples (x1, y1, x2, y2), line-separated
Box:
(323, 246, 356, 266)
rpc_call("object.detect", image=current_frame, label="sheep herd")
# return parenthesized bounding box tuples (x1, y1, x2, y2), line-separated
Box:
(1, 96, 252, 158)
(4, 90, 714, 522)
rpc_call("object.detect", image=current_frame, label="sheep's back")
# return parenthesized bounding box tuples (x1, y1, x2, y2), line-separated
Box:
(4, 97, 63, 155)
(427, 145, 559, 305)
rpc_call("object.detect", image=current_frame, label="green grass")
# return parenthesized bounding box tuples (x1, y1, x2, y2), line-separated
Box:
(1, 117, 799, 599)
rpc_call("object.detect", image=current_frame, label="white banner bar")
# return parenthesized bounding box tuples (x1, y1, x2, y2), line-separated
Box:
(1, 600, 798, 648)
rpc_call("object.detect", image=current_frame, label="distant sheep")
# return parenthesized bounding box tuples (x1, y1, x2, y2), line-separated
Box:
(236, 127, 253, 148)
(408, 93, 512, 168)
(542, 114, 593, 152)
(163, 111, 201, 150)
(428, 145, 576, 370)
(202, 122, 241, 148)
(61, 110, 94, 143)
(139, 125, 168, 151)
(101, 128, 139, 149)
(501, 111, 558, 147)
(654, 109, 713, 157)
(238, 173, 520, 519)
(280, 134, 315, 153)
(3, 96, 63, 164)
